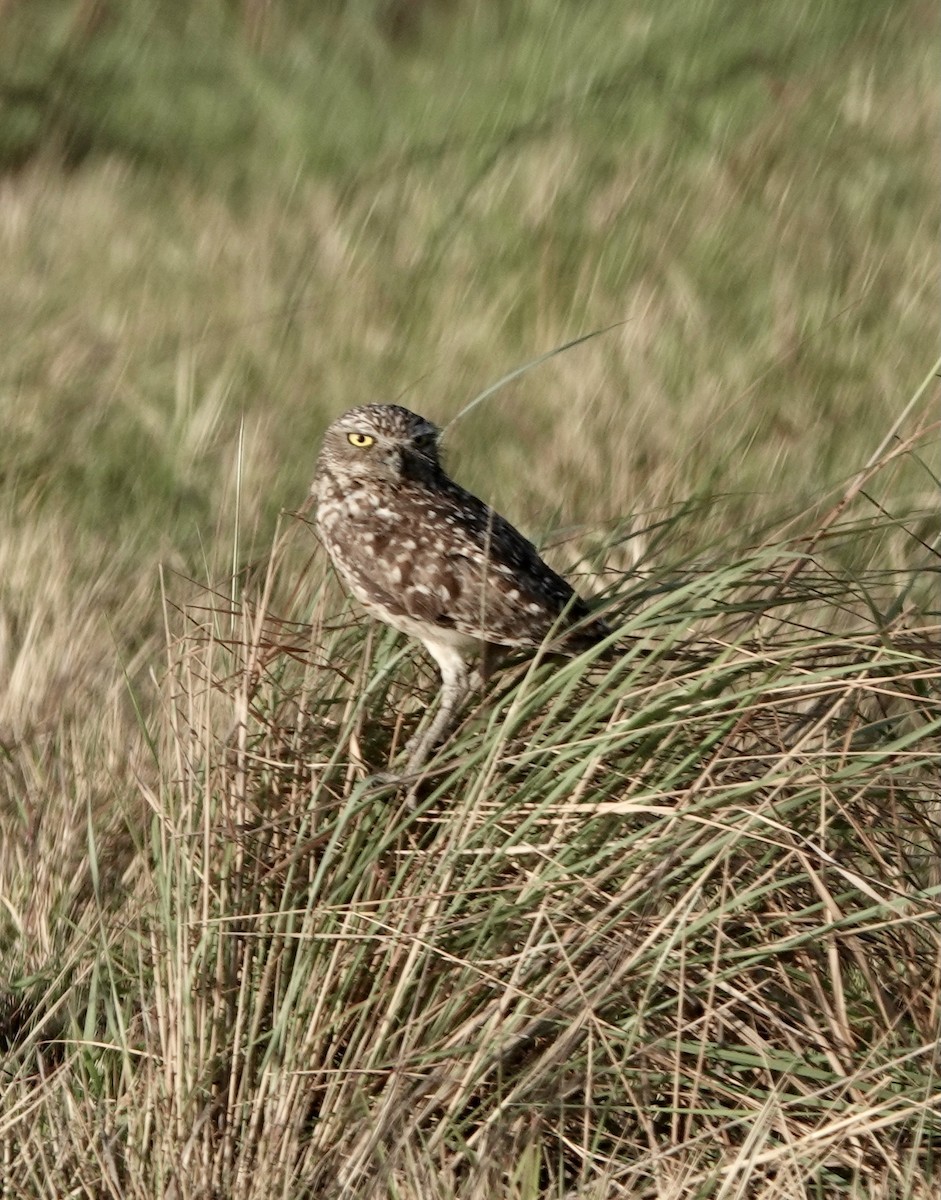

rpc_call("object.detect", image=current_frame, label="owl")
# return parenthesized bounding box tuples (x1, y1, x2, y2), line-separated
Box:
(312, 404, 610, 776)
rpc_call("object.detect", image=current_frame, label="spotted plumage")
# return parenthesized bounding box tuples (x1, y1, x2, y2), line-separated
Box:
(312, 403, 609, 775)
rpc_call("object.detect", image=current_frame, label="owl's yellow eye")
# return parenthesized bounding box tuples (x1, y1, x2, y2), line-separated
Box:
(347, 432, 375, 448)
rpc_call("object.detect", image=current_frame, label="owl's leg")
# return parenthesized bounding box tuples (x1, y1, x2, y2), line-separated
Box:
(402, 641, 470, 775)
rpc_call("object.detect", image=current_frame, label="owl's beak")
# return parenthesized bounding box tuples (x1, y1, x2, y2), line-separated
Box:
(375, 446, 403, 476)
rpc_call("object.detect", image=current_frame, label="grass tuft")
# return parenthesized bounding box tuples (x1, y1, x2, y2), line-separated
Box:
(3, 417, 936, 1198)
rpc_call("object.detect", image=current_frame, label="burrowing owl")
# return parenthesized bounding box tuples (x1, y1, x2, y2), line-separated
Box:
(313, 404, 610, 775)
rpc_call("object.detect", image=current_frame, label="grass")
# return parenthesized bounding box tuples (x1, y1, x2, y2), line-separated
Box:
(0, 2, 939, 1196)
(2, 419, 939, 1197)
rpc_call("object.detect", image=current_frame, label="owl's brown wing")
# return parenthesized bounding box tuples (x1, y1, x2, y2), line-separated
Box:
(316, 470, 609, 657)
(438, 515, 596, 649)
(329, 480, 605, 651)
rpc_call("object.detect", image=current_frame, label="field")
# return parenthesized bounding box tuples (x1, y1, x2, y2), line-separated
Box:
(0, 2, 939, 1197)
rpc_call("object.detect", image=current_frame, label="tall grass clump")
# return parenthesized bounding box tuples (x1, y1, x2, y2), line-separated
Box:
(1, 406, 937, 1198)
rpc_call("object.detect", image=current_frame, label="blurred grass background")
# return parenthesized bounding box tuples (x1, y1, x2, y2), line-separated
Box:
(1, 0, 936, 567)
(1, 0, 931, 750)
(0, 2, 939, 1196)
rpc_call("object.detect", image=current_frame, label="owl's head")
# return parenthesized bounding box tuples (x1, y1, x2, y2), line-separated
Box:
(314, 404, 443, 489)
